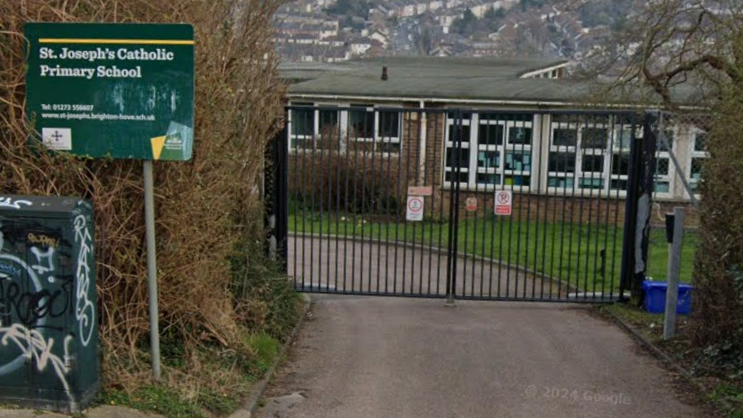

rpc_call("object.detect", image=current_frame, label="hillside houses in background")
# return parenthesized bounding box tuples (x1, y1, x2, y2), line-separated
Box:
(275, 0, 614, 63)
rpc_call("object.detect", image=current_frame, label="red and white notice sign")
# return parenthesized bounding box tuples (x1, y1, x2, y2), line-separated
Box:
(406, 196, 425, 221)
(494, 190, 512, 216)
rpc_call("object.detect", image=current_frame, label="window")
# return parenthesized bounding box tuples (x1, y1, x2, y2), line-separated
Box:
(444, 112, 472, 185)
(654, 127, 674, 195)
(689, 130, 708, 194)
(290, 103, 315, 150)
(443, 112, 533, 189)
(349, 105, 375, 139)
(609, 126, 634, 191)
(547, 116, 635, 194)
(289, 103, 401, 154)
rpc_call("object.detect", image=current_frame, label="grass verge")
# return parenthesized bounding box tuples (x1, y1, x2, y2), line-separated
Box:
(97, 330, 286, 418)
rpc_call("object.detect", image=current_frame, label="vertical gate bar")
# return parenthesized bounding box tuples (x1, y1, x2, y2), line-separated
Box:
(535, 113, 549, 300)
(324, 109, 333, 293)
(384, 111, 408, 293)
(445, 110, 459, 304)
(599, 114, 616, 301)
(416, 111, 427, 296)
(362, 107, 371, 293)
(394, 110, 404, 295)
(459, 113, 469, 298)
(591, 113, 609, 301)
(575, 115, 593, 300)
(479, 115, 491, 297)
(505, 117, 514, 297)
(369, 110, 378, 294)
(549, 114, 562, 300)
(290, 108, 299, 289)
(412, 110, 422, 295)
(351, 109, 359, 294)
(519, 115, 534, 299)
(578, 114, 591, 300)
(462, 114, 472, 298)
(468, 112, 479, 298)
(566, 114, 579, 298)
(517, 114, 528, 299)
(316, 106, 325, 292)
(434, 113, 444, 296)
(555, 116, 569, 300)
(606, 115, 622, 299)
(402, 109, 412, 295)
(279, 114, 289, 271)
(383, 111, 393, 295)
(583, 114, 598, 301)
(427, 110, 436, 296)
(307, 110, 316, 291)
(619, 111, 650, 301)
(342, 110, 349, 293)
(375, 111, 386, 295)
(610, 116, 634, 300)
(527, 113, 540, 299)
(300, 109, 307, 291)
(562, 116, 575, 299)
(332, 109, 340, 293)
(480, 114, 493, 298)
(451, 110, 463, 300)
(476, 114, 485, 298)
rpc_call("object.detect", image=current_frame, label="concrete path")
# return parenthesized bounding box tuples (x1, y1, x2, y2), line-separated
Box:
(257, 295, 707, 418)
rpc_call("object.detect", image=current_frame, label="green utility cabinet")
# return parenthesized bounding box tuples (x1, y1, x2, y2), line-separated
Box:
(0, 195, 99, 412)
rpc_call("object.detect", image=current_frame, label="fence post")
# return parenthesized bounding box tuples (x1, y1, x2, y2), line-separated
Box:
(266, 112, 289, 274)
(445, 110, 462, 305)
(620, 112, 656, 304)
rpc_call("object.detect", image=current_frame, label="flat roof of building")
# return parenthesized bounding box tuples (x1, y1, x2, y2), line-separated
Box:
(281, 56, 699, 106)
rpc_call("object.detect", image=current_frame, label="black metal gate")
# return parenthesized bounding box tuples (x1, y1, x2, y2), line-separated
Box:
(267, 106, 656, 303)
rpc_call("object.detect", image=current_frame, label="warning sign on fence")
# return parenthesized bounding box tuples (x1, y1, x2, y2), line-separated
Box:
(406, 196, 424, 221)
(494, 191, 512, 216)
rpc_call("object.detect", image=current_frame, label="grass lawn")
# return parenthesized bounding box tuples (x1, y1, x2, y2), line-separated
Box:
(288, 209, 697, 292)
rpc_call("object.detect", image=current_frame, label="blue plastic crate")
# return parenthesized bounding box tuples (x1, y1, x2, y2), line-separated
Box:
(642, 280, 693, 315)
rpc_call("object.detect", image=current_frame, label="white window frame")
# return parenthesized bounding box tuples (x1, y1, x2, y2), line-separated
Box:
(288, 102, 402, 157)
(546, 120, 613, 196)
(608, 125, 633, 194)
(347, 104, 403, 156)
(687, 127, 708, 199)
(546, 117, 639, 197)
(653, 127, 676, 199)
(443, 112, 534, 191)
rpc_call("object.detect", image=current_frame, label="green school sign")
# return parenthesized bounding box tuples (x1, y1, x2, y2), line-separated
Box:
(25, 23, 195, 160)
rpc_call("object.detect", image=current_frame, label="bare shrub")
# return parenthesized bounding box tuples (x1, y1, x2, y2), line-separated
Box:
(290, 150, 408, 217)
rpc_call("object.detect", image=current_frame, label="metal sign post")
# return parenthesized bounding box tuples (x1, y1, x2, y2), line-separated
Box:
(143, 160, 161, 379)
(663, 207, 685, 340)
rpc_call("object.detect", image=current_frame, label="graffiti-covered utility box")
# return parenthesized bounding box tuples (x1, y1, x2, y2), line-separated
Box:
(0, 195, 98, 412)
